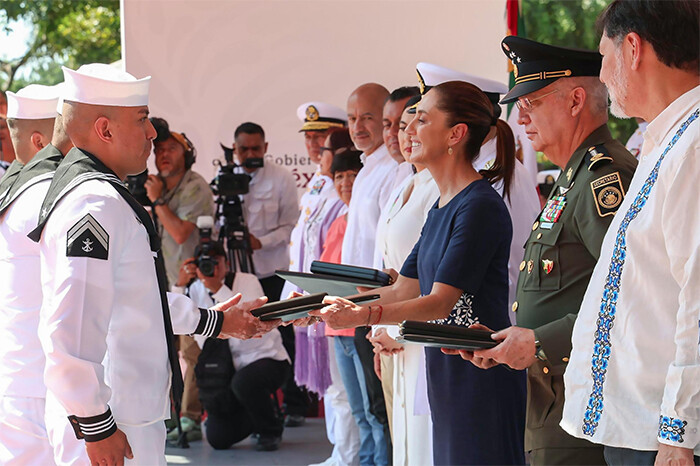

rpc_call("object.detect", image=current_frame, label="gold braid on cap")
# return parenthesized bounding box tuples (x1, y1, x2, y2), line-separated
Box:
(514, 69, 572, 84)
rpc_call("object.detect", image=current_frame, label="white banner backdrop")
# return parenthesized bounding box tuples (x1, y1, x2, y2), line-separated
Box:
(122, 0, 508, 192)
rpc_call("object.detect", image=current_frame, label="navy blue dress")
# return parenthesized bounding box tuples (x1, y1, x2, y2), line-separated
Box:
(401, 179, 526, 465)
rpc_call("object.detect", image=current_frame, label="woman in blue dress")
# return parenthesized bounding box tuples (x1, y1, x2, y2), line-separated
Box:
(314, 81, 526, 465)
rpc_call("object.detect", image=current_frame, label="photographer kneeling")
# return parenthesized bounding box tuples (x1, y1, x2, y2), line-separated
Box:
(172, 242, 290, 452)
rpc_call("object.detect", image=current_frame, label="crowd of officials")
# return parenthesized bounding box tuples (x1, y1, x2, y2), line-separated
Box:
(0, 1, 698, 465)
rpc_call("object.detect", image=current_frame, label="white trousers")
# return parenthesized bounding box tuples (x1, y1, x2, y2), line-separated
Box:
(392, 344, 433, 466)
(327, 337, 360, 466)
(0, 396, 54, 465)
(46, 394, 167, 466)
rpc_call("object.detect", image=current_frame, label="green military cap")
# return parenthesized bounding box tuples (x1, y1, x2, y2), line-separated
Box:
(500, 36, 602, 104)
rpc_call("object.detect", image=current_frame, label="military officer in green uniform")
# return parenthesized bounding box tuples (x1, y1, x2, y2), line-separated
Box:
(449, 37, 638, 465)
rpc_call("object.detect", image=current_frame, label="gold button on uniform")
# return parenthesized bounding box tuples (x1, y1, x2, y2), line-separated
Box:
(519, 261, 526, 271)
(543, 367, 549, 374)
(537, 233, 542, 239)
(512, 301, 518, 312)
(562, 357, 569, 362)
(532, 221, 539, 231)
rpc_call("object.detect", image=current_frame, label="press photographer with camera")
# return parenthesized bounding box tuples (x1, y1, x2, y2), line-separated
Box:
(172, 240, 290, 452)
(233, 122, 299, 301)
(144, 118, 215, 441)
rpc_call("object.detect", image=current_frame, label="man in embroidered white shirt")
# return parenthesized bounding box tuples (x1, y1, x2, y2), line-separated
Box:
(560, 1, 700, 465)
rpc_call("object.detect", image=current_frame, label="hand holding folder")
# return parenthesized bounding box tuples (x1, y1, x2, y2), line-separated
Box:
(397, 321, 499, 351)
(252, 292, 380, 322)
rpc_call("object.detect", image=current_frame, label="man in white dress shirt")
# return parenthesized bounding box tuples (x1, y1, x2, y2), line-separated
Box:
(341, 82, 392, 464)
(0, 83, 66, 465)
(561, 1, 700, 465)
(30, 64, 276, 466)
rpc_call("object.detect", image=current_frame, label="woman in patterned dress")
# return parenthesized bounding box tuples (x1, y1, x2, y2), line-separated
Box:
(314, 81, 526, 465)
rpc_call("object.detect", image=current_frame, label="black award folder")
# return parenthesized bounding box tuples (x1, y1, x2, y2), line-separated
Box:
(397, 320, 498, 350)
(276, 262, 391, 297)
(252, 293, 380, 322)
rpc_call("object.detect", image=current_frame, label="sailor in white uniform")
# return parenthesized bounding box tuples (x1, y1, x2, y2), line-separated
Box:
(0, 83, 66, 466)
(29, 64, 278, 466)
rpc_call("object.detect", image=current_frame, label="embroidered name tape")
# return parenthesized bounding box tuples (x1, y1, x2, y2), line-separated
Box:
(66, 213, 109, 260)
(590, 172, 625, 218)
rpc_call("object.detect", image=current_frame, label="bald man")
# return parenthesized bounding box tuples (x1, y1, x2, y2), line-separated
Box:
(29, 64, 277, 466)
(337, 83, 393, 466)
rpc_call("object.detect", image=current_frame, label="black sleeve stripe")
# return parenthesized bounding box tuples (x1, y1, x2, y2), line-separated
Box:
(193, 308, 224, 338)
(67, 407, 118, 442)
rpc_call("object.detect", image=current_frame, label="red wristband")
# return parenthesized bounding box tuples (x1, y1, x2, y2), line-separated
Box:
(373, 305, 383, 325)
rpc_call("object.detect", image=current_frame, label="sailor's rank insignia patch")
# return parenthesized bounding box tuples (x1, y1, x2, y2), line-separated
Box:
(66, 214, 109, 260)
(590, 172, 625, 218)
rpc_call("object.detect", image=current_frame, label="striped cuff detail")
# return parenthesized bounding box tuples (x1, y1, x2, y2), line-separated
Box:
(193, 308, 224, 338)
(67, 408, 117, 442)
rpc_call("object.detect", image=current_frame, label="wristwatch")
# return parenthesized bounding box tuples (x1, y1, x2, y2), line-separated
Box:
(153, 197, 166, 206)
(534, 339, 548, 362)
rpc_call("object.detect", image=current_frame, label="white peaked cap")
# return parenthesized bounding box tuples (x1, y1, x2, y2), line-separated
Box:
(62, 63, 150, 107)
(6, 83, 62, 119)
(296, 101, 347, 132)
(416, 62, 508, 95)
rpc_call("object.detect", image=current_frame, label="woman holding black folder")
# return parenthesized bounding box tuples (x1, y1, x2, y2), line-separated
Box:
(313, 82, 526, 465)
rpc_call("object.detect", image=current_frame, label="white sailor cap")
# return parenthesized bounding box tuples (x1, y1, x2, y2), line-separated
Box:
(416, 62, 509, 96)
(6, 83, 62, 120)
(296, 101, 347, 132)
(61, 63, 150, 107)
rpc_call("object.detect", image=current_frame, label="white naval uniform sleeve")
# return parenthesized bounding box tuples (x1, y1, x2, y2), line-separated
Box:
(166, 291, 223, 338)
(658, 146, 700, 449)
(39, 192, 128, 442)
(258, 168, 299, 250)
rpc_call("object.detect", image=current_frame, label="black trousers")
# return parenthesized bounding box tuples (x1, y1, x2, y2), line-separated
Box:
(204, 358, 289, 450)
(355, 326, 392, 456)
(259, 275, 309, 417)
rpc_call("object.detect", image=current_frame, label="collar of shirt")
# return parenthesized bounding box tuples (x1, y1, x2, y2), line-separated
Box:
(414, 167, 434, 187)
(560, 125, 614, 183)
(361, 144, 390, 169)
(643, 85, 700, 152)
(473, 137, 498, 171)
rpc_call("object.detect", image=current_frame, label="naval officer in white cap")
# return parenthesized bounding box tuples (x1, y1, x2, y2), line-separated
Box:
(28, 64, 278, 465)
(0, 83, 69, 465)
(415, 62, 541, 313)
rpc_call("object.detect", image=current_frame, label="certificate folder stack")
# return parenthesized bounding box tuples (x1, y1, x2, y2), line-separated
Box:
(397, 321, 498, 350)
(251, 292, 380, 322)
(275, 261, 392, 297)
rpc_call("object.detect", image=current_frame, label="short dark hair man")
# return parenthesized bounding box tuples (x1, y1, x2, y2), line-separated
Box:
(234, 121, 299, 300)
(173, 242, 290, 452)
(561, 2, 700, 465)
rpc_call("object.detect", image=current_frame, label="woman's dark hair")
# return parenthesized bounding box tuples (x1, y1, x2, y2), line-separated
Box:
(330, 148, 363, 175)
(432, 81, 516, 201)
(597, 0, 698, 72)
(327, 127, 355, 154)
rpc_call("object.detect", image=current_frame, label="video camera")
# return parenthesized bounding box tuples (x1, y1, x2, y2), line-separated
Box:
(209, 144, 261, 275)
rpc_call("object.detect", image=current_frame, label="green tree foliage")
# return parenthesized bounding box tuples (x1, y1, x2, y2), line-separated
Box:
(522, 0, 638, 148)
(0, 0, 120, 92)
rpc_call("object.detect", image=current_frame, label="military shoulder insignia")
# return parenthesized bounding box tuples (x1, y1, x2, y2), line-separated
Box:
(590, 172, 625, 218)
(66, 214, 109, 260)
(587, 145, 614, 171)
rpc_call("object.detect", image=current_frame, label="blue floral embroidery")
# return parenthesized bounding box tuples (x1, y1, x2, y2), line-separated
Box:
(658, 415, 687, 443)
(582, 109, 699, 437)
